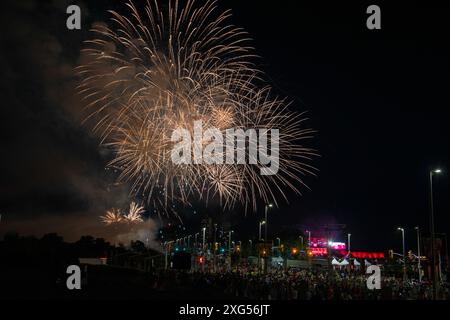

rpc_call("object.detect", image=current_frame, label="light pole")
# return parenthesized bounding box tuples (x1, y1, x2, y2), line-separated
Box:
(213, 224, 217, 272)
(298, 236, 303, 249)
(348, 233, 351, 252)
(164, 242, 168, 270)
(187, 235, 192, 249)
(214, 224, 218, 245)
(264, 204, 273, 243)
(164, 241, 173, 270)
(195, 233, 199, 247)
(415, 227, 421, 283)
(429, 168, 441, 299)
(276, 237, 281, 247)
(228, 230, 234, 252)
(397, 227, 406, 282)
(306, 230, 311, 247)
(202, 227, 206, 251)
(202, 227, 206, 272)
(259, 221, 266, 241)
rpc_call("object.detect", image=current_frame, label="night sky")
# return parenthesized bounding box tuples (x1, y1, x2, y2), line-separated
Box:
(0, 0, 449, 252)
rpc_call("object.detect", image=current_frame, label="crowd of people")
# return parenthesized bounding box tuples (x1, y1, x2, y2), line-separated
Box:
(149, 267, 450, 300)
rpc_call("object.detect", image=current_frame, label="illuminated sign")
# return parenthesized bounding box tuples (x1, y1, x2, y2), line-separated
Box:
(309, 248, 328, 256)
(310, 237, 327, 248)
(329, 242, 346, 250)
(349, 252, 385, 259)
(309, 238, 346, 250)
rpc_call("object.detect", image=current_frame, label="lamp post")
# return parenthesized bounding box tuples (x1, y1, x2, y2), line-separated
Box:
(202, 227, 206, 272)
(429, 168, 441, 299)
(228, 230, 234, 252)
(259, 221, 266, 241)
(299, 236, 303, 249)
(397, 227, 406, 282)
(306, 230, 311, 247)
(415, 227, 421, 283)
(348, 233, 351, 252)
(202, 227, 206, 251)
(164, 242, 168, 270)
(213, 224, 217, 272)
(264, 204, 273, 243)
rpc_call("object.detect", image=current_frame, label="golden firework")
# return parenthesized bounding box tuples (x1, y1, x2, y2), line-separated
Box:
(78, 0, 317, 215)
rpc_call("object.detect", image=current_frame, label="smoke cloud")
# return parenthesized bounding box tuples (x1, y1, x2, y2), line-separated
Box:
(0, 0, 159, 243)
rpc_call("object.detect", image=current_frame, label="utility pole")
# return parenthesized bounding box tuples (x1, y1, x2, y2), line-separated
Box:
(213, 224, 217, 272)
(415, 227, 422, 283)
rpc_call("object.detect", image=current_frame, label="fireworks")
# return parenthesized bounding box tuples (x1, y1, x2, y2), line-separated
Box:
(101, 202, 145, 225)
(79, 0, 317, 214)
(100, 208, 123, 225)
(123, 201, 145, 223)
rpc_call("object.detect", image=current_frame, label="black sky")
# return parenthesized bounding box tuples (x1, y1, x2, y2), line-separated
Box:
(0, 0, 449, 252)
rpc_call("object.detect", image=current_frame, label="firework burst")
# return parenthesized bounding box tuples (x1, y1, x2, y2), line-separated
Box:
(100, 208, 123, 225)
(78, 0, 318, 215)
(123, 201, 145, 223)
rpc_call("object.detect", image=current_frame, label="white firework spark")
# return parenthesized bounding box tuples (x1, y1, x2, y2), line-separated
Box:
(100, 208, 123, 225)
(123, 201, 145, 223)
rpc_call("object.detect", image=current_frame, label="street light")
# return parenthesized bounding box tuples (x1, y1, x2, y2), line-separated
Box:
(415, 227, 422, 283)
(259, 221, 266, 241)
(298, 236, 303, 248)
(201, 227, 207, 272)
(429, 168, 442, 299)
(202, 227, 206, 251)
(187, 235, 192, 248)
(164, 241, 168, 270)
(305, 230, 311, 247)
(195, 233, 199, 247)
(213, 224, 218, 272)
(213, 224, 218, 246)
(264, 204, 273, 243)
(276, 237, 281, 247)
(397, 227, 406, 282)
(348, 233, 351, 252)
(228, 230, 234, 252)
